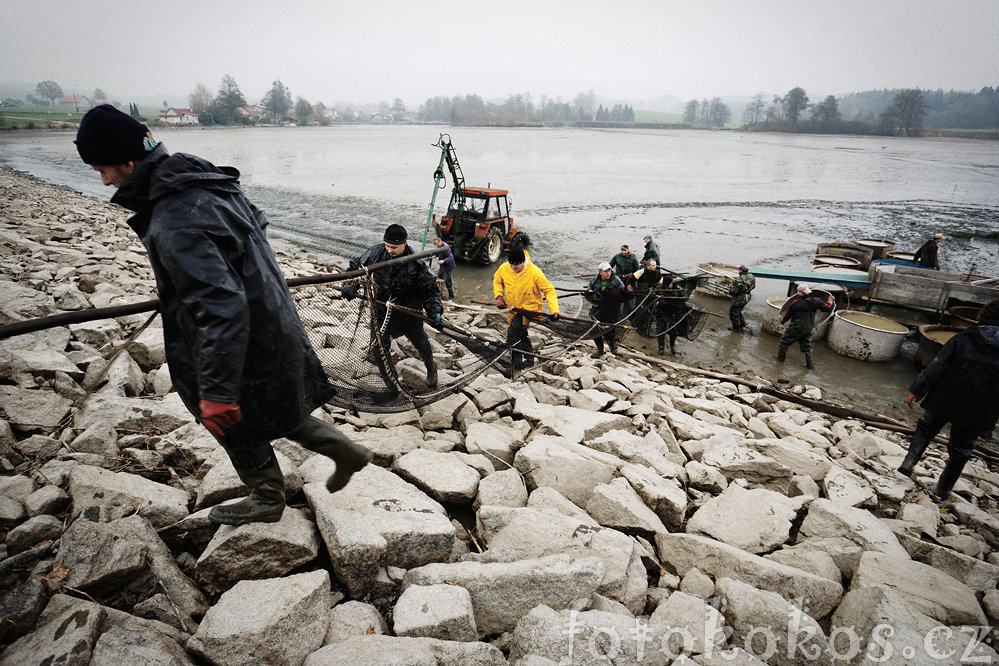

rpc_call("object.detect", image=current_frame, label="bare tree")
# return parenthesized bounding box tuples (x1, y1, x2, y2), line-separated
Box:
(188, 83, 213, 111)
(742, 93, 766, 126)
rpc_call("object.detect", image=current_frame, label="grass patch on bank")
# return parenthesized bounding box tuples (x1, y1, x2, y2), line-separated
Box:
(0, 107, 84, 129)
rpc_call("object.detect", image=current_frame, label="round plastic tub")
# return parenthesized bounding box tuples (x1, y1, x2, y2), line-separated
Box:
(827, 310, 908, 362)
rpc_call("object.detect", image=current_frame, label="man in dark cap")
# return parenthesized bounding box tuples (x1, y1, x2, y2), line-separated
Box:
(728, 264, 756, 332)
(913, 233, 944, 270)
(344, 224, 444, 388)
(493, 245, 559, 371)
(899, 297, 999, 499)
(585, 261, 626, 358)
(75, 104, 372, 526)
(640, 234, 661, 267)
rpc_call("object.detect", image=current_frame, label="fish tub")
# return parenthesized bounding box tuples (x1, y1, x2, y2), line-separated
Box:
(762, 292, 834, 341)
(856, 239, 895, 260)
(827, 310, 909, 362)
(943, 304, 980, 327)
(915, 325, 964, 368)
(815, 242, 874, 270)
(812, 254, 863, 269)
(886, 251, 916, 263)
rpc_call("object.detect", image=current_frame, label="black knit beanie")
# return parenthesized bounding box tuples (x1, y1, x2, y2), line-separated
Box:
(508, 246, 526, 265)
(75, 104, 155, 165)
(383, 224, 408, 243)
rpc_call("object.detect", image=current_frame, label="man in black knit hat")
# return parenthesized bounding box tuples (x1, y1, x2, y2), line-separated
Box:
(75, 104, 372, 526)
(344, 224, 444, 389)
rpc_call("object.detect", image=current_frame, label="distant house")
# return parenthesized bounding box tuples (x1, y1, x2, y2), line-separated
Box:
(159, 107, 200, 124)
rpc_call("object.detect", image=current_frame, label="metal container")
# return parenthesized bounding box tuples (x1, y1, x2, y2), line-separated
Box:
(762, 293, 834, 341)
(915, 325, 964, 367)
(828, 310, 909, 362)
(856, 239, 895, 260)
(943, 304, 980, 327)
(812, 254, 862, 269)
(816, 242, 875, 269)
(886, 251, 916, 263)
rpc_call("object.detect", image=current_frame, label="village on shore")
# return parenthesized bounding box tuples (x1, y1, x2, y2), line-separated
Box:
(1, 166, 998, 665)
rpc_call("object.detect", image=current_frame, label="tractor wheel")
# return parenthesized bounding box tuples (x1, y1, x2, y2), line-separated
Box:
(482, 228, 503, 264)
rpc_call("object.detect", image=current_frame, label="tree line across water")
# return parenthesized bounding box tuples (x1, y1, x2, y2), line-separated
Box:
(5, 76, 998, 137)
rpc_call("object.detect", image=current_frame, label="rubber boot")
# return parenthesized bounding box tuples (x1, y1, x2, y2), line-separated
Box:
(777, 347, 787, 362)
(935, 453, 970, 500)
(414, 336, 438, 388)
(804, 352, 813, 369)
(591, 338, 604, 358)
(208, 458, 286, 525)
(291, 416, 374, 493)
(657, 335, 665, 355)
(897, 438, 929, 477)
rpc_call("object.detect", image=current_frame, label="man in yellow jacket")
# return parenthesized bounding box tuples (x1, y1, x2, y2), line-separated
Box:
(493, 246, 559, 370)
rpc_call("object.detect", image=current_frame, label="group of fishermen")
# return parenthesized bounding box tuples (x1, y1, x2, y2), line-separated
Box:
(73, 103, 996, 531)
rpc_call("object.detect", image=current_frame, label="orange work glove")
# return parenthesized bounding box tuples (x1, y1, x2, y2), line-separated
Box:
(906, 394, 922, 407)
(199, 399, 242, 438)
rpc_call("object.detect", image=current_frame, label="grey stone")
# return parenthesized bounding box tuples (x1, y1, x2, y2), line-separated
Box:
(701, 446, 792, 491)
(403, 554, 604, 636)
(5, 513, 62, 555)
(655, 532, 843, 619)
(323, 600, 388, 645)
(393, 583, 477, 641)
(189, 570, 330, 666)
(585, 477, 667, 535)
(69, 464, 190, 528)
(473, 467, 528, 510)
(648, 590, 728, 655)
(69, 421, 119, 456)
(822, 465, 876, 508)
(15, 433, 64, 459)
(745, 437, 832, 480)
(477, 505, 647, 614)
(0, 575, 47, 643)
(514, 398, 634, 443)
(393, 448, 480, 504)
(195, 506, 320, 596)
(304, 465, 454, 596)
(0, 495, 25, 531)
(715, 577, 830, 666)
(89, 626, 195, 666)
(691, 648, 767, 666)
(509, 605, 674, 665)
(25, 483, 70, 517)
(305, 635, 506, 666)
(896, 531, 999, 592)
(526, 487, 597, 524)
(798, 498, 908, 559)
(0, 474, 34, 501)
(72, 393, 193, 435)
(463, 420, 523, 467)
(685, 483, 805, 554)
(679, 567, 715, 599)
(685, 460, 728, 493)
(350, 424, 424, 465)
(513, 434, 619, 507)
(850, 550, 987, 626)
(620, 463, 687, 530)
(764, 547, 842, 583)
(0, 600, 104, 666)
(58, 518, 149, 596)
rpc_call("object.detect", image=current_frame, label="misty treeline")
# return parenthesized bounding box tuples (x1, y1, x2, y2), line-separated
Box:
(415, 91, 634, 124)
(732, 86, 999, 136)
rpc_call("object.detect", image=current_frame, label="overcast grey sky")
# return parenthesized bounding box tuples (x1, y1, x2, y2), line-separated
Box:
(3, 0, 997, 108)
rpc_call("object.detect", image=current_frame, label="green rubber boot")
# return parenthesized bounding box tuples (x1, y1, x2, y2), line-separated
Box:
(208, 459, 286, 525)
(289, 416, 373, 493)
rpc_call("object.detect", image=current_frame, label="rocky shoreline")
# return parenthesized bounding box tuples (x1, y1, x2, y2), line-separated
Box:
(1, 166, 997, 664)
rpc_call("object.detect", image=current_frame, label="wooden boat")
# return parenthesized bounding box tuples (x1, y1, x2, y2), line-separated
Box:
(694, 263, 740, 299)
(815, 242, 874, 269)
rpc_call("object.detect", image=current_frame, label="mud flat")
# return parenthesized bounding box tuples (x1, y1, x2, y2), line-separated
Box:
(1, 167, 998, 664)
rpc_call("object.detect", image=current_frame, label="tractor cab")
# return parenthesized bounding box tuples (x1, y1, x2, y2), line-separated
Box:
(439, 186, 523, 264)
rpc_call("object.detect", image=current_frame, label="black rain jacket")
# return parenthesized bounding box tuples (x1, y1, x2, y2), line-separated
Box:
(781, 294, 832, 338)
(349, 243, 443, 319)
(112, 144, 334, 440)
(587, 274, 626, 323)
(910, 323, 999, 431)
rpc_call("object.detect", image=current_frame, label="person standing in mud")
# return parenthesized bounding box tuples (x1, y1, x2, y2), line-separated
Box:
(343, 224, 444, 388)
(432, 235, 456, 300)
(777, 285, 834, 369)
(585, 261, 626, 358)
(728, 265, 756, 332)
(640, 234, 661, 267)
(609, 244, 640, 278)
(898, 298, 999, 499)
(74, 104, 371, 526)
(493, 245, 559, 371)
(913, 233, 944, 270)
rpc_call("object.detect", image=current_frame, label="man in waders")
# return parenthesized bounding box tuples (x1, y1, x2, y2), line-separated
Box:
(913, 233, 943, 270)
(493, 246, 559, 371)
(728, 265, 756, 332)
(777, 285, 834, 369)
(585, 261, 626, 358)
(641, 234, 661, 267)
(898, 298, 999, 499)
(75, 104, 372, 526)
(343, 224, 444, 388)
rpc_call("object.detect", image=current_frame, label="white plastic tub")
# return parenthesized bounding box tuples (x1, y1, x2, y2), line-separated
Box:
(827, 310, 908, 361)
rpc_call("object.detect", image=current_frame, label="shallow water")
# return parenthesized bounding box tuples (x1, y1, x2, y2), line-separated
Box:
(3, 126, 998, 424)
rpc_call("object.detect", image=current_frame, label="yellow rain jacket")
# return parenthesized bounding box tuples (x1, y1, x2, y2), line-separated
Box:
(493, 255, 559, 324)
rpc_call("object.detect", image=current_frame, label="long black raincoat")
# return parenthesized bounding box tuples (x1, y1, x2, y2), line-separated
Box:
(112, 145, 334, 464)
(910, 323, 999, 432)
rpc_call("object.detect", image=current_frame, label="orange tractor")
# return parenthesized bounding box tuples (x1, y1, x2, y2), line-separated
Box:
(425, 135, 529, 264)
